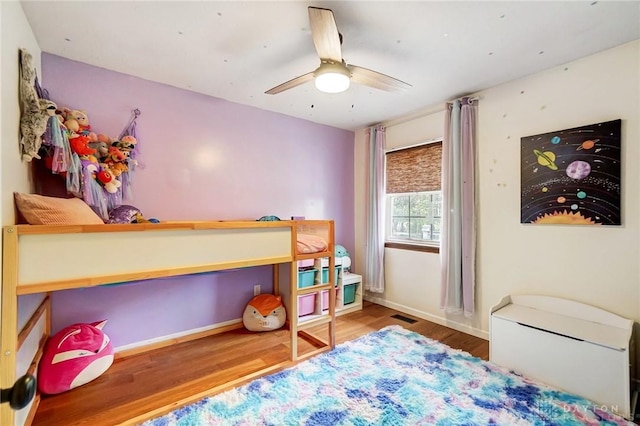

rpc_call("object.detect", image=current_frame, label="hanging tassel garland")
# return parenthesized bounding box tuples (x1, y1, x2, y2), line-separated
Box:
(83, 175, 108, 220)
(66, 153, 82, 197)
(106, 190, 122, 213)
(120, 171, 133, 201)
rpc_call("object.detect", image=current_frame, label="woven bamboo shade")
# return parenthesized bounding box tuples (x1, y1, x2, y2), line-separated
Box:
(386, 142, 442, 194)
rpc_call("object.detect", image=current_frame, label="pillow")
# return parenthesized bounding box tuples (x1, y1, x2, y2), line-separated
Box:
(107, 205, 141, 224)
(14, 193, 104, 225)
(296, 234, 328, 254)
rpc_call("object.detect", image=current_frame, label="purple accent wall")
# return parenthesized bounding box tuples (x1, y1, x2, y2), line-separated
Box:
(51, 267, 273, 347)
(38, 53, 355, 347)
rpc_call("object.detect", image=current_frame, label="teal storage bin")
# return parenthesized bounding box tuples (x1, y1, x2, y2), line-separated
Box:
(298, 269, 317, 288)
(321, 267, 340, 285)
(343, 283, 358, 305)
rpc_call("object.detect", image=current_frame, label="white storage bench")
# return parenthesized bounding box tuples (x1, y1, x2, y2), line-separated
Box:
(490, 295, 633, 419)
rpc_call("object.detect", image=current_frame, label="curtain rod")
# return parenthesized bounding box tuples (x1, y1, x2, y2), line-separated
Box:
(448, 96, 480, 105)
(382, 96, 480, 130)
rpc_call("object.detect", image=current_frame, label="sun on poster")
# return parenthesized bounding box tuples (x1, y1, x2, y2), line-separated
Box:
(520, 119, 621, 225)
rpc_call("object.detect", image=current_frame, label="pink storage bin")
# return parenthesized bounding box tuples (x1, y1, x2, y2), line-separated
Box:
(298, 294, 316, 317)
(298, 259, 314, 268)
(321, 290, 329, 311)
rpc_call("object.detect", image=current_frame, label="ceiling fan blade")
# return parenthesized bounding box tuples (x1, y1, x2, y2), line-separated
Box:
(308, 7, 342, 63)
(349, 65, 412, 93)
(265, 72, 315, 95)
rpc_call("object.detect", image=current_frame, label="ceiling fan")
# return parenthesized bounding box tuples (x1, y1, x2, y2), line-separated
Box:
(265, 6, 412, 95)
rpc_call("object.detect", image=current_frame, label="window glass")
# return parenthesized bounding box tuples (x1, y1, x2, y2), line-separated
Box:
(387, 191, 441, 244)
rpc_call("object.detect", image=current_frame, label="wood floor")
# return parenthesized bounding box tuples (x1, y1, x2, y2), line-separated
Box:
(32, 302, 488, 426)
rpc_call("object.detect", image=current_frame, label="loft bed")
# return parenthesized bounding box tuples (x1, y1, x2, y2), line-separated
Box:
(1, 220, 336, 426)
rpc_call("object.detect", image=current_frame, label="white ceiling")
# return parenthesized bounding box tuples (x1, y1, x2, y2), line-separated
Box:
(21, 1, 640, 131)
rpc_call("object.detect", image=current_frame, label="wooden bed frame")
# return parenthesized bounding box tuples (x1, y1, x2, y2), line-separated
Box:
(1, 220, 336, 425)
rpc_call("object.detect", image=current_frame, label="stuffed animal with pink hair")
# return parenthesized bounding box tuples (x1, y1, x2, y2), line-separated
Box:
(38, 320, 114, 395)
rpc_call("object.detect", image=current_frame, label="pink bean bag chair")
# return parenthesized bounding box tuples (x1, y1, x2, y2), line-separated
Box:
(38, 320, 114, 395)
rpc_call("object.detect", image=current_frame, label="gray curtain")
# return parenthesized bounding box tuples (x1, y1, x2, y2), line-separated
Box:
(365, 125, 385, 293)
(440, 98, 477, 316)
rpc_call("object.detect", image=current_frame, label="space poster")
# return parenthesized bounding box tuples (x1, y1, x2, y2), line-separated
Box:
(520, 119, 621, 225)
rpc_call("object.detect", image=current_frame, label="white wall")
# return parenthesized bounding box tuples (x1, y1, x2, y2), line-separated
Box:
(355, 40, 640, 339)
(476, 40, 639, 332)
(1, 0, 41, 227)
(0, 5, 43, 423)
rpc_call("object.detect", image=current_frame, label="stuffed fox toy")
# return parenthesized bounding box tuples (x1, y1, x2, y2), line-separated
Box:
(243, 294, 286, 332)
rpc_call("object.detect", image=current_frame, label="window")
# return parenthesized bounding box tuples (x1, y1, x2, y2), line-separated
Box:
(385, 141, 443, 247)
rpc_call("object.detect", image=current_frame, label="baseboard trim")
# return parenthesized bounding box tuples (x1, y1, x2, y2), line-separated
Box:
(114, 318, 244, 359)
(365, 296, 489, 340)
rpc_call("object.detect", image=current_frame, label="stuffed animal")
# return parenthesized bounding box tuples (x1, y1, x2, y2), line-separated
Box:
(18, 48, 51, 162)
(88, 140, 109, 161)
(38, 320, 114, 395)
(97, 133, 112, 144)
(20, 98, 57, 162)
(62, 108, 97, 141)
(79, 158, 99, 186)
(54, 108, 66, 126)
(105, 145, 126, 164)
(132, 212, 159, 224)
(107, 205, 141, 223)
(108, 161, 128, 176)
(94, 163, 122, 194)
(102, 146, 129, 182)
(69, 135, 97, 157)
(18, 49, 39, 115)
(113, 135, 137, 156)
(335, 245, 349, 258)
(96, 167, 121, 193)
(242, 294, 286, 332)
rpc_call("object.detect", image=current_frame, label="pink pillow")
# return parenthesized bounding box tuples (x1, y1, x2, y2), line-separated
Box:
(14, 193, 104, 225)
(296, 234, 328, 254)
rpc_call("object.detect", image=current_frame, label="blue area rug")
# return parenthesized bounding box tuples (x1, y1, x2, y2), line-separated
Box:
(143, 325, 632, 425)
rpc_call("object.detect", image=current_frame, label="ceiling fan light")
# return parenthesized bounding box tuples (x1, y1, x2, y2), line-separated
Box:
(315, 72, 350, 93)
(314, 65, 351, 93)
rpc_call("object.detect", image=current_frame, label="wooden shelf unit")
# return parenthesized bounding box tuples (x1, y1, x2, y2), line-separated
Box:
(1, 220, 336, 426)
(335, 272, 363, 316)
(277, 221, 336, 361)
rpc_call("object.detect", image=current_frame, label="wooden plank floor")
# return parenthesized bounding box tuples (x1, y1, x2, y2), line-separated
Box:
(32, 302, 488, 425)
